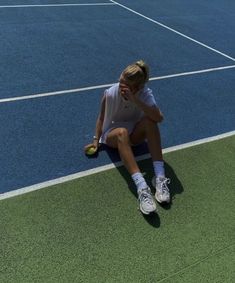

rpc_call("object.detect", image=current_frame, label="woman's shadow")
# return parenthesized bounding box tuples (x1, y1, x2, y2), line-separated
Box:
(88, 143, 184, 228)
(87, 143, 184, 228)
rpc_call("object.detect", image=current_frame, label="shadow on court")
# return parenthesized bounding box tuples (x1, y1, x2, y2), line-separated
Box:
(116, 159, 184, 228)
(89, 143, 184, 227)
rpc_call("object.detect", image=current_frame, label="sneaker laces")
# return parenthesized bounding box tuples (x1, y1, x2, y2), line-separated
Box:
(159, 178, 170, 194)
(139, 188, 154, 205)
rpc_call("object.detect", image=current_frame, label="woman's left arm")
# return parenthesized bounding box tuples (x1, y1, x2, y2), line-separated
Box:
(134, 98, 164, 123)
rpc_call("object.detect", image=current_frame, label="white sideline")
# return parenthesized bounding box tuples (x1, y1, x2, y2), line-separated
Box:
(110, 0, 235, 62)
(1, 64, 235, 104)
(0, 130, 234, 200)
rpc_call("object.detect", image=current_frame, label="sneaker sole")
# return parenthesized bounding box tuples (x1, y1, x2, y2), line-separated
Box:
(139, 206, 157, 215)
(154, 194, 170, 204)
(139, 203, 157, 215)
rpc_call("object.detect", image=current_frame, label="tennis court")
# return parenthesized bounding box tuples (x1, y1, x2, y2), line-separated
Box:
(1, 1, 235, 282)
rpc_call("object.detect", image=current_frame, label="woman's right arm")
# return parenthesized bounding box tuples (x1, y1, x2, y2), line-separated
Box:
(84, 94, 106, 152)
(93, 94, 106, 146)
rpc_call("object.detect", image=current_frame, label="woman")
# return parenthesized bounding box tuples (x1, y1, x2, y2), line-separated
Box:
(84, 60, 170, 215)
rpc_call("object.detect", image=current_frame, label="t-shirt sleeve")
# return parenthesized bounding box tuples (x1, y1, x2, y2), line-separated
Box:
(142, 88, 158, 107)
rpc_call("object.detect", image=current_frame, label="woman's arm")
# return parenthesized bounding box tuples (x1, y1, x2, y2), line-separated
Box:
(84, 94, 106, 153)
(133, 99, 164, 123)
(93, 94, 106, 146)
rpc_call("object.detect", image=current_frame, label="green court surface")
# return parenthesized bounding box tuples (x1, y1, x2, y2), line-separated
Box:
(1, 136, 235, 283)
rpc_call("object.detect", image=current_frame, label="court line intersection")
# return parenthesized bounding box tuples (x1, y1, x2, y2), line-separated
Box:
(110, 0, 235, 62)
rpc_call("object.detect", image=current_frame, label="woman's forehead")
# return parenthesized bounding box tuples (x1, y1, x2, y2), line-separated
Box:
(119, 75, 127, 83)
(119, 75, 134, 86)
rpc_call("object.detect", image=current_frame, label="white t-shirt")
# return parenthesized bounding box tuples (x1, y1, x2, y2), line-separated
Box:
(100, 83, 157, 143)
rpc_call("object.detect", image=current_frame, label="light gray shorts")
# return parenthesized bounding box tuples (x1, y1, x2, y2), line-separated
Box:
(100, 121, 137, 144)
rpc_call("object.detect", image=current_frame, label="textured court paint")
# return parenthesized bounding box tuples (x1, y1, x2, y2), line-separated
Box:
(111, 0, 235, 58)
(110, 0, 235, 61)
(0, 3, 233, 99)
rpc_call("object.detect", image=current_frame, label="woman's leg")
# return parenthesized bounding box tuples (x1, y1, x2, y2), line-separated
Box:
(105, 127, 140, 175)
(130, 116, 163, 161)
(130, 117, 171, 203)
(105, 127, 157, 214)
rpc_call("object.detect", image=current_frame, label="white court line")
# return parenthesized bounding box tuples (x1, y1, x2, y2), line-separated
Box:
(0, 3, 115, 8)
(0, 130, 234, 200)
(110, 0, 235, 62)
(1, 64, 235, 104)
(150, 64, 235, 81)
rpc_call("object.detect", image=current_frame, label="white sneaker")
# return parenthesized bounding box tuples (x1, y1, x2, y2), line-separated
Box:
(138, 187, 157, 215)
(152, 177, 171, 203)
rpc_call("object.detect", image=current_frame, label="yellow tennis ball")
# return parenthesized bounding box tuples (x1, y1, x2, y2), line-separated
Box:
(86, 146, 96, 155)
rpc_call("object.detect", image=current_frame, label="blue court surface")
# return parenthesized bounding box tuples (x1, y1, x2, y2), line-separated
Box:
(0, 0, 235, 194)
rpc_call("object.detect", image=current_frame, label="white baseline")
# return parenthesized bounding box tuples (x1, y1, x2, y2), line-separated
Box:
(0, 3, 115, 9)
(0, 130, 234, 200)
(1, 64, 235, 104)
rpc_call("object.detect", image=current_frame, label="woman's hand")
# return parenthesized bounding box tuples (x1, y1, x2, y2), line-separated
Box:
(120, 85, 139, 103)
(84, 142, 99, 155)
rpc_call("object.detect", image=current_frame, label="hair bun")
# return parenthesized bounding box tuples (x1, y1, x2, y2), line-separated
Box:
(135, 60, 149, 82)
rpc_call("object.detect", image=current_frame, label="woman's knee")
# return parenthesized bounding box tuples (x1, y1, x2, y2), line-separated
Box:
(117, 128, 129, 142)
(106, 128, 130, 148)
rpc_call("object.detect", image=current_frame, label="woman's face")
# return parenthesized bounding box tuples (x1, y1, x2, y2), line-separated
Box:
(119, 75, 140, 100)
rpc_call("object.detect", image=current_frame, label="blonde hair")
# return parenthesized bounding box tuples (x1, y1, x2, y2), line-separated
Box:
(122, 60, 149, 86)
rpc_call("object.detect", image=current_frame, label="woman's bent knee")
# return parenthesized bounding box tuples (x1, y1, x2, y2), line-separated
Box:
(117, 128, 129, 142)
(106, 127, 130, 148)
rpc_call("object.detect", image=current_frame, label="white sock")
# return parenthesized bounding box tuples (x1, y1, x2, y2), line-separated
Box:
(153, 160, 165, 178)
(131, 172, 148, 193)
